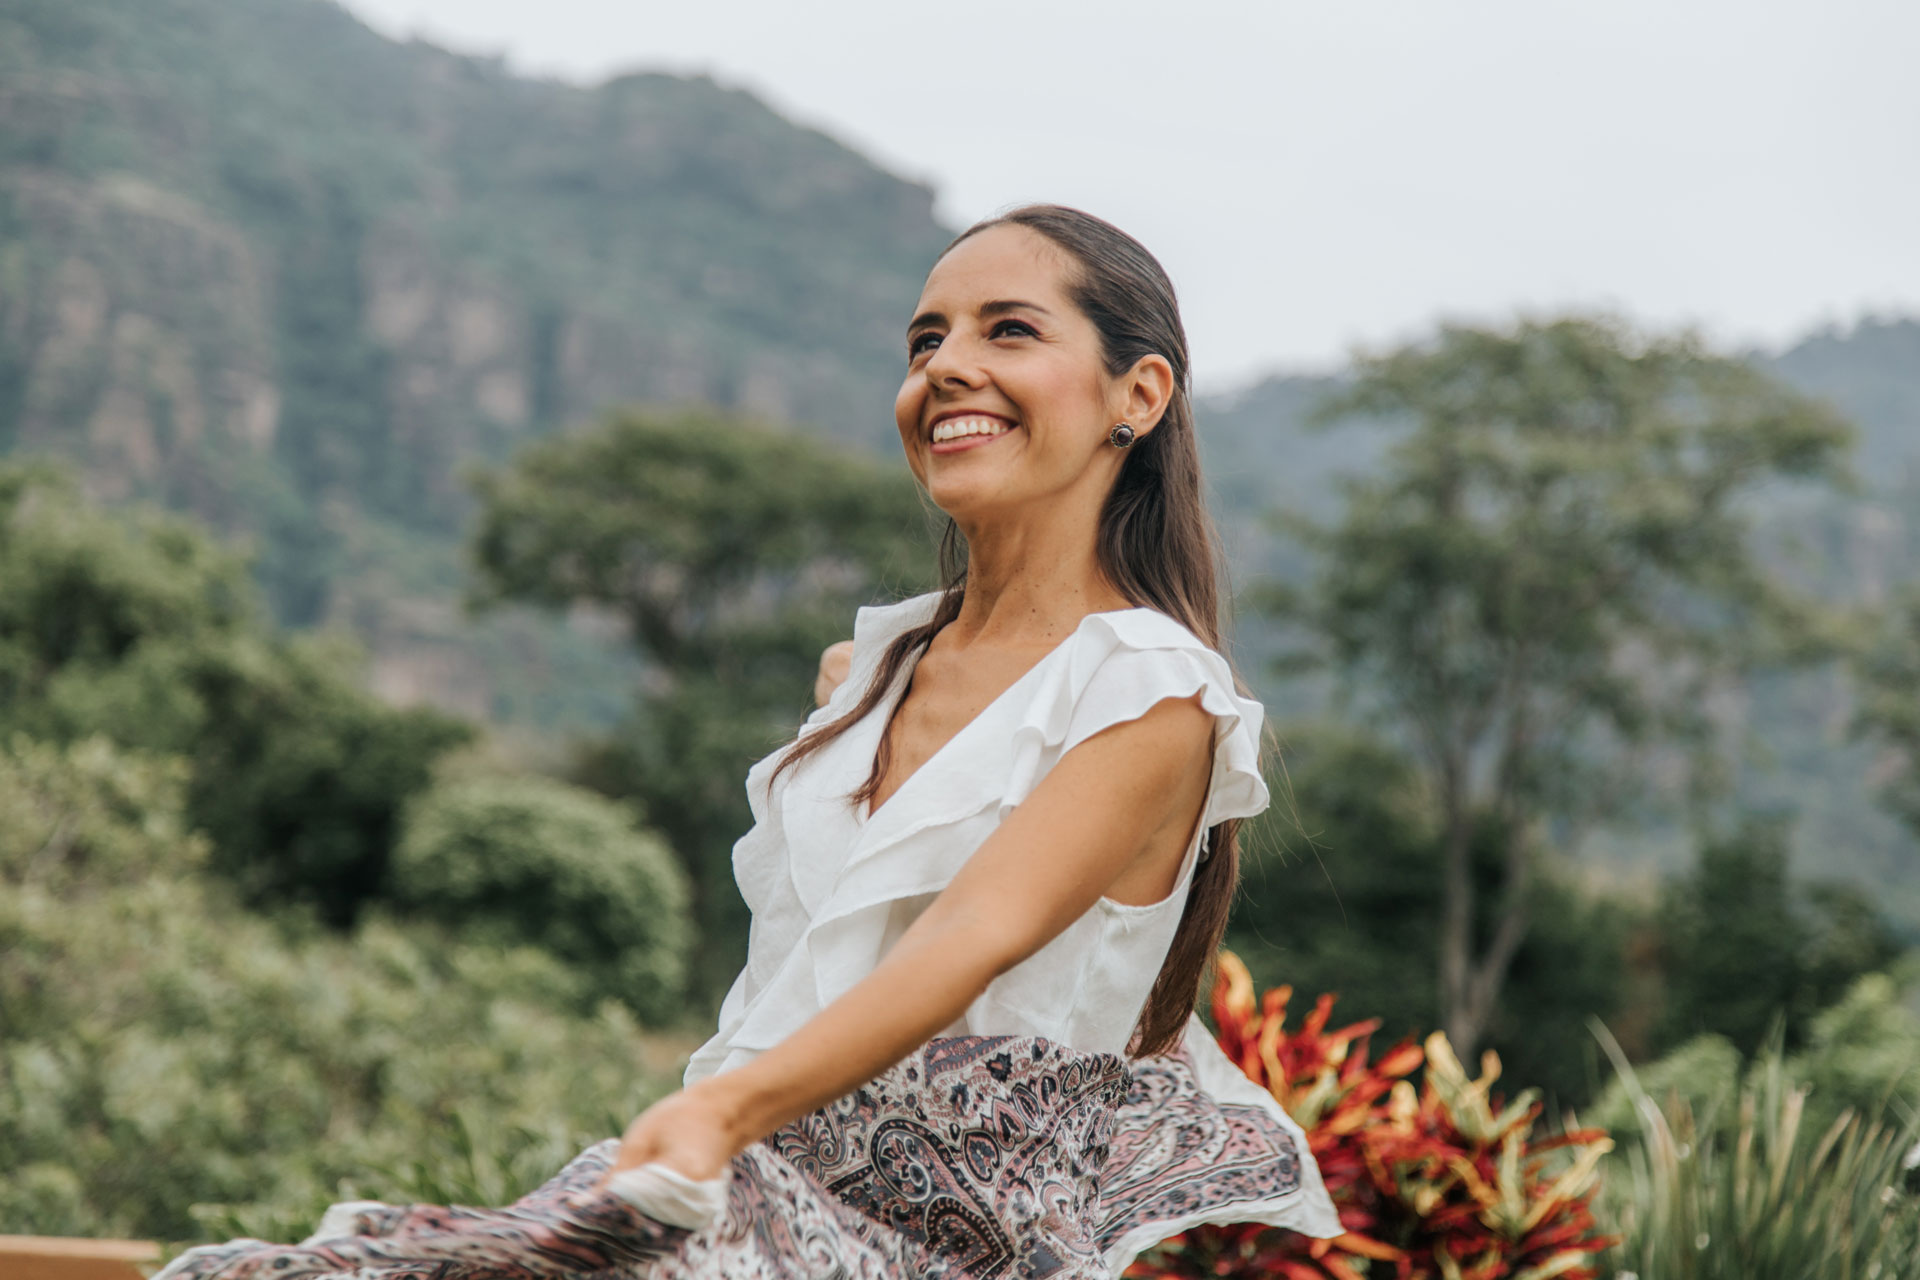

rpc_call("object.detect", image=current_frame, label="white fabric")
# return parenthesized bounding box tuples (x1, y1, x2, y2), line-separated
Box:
(681, 590, 1341, 1243)
(605, 1163, 732, 1230)
(301, 1201, 390, 1245)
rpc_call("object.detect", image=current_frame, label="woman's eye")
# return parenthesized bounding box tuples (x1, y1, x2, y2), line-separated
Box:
(907, 319, 1033, 361)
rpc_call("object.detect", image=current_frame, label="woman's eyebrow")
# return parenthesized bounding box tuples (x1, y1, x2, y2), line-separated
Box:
(907, 299, 1053, 333)
(980, 299, 1052, 319)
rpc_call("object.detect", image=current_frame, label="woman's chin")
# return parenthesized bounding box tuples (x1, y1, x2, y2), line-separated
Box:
(924, 474, 1017, 521)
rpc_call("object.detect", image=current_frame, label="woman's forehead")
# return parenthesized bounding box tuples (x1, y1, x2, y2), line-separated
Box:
(917, 224, 1075, 311)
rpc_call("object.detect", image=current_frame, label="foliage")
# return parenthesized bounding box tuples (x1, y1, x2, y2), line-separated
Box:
(1594, 1023, 1920, 1280)
(469, 406, 937, 995)
(1653, 819, 1902, 1056)
(1229, 725, 1633, 1107)
(0, 733, 680, 1246)
(1857, 587, 1920, 841)
(1129, 953, 1613, 1280)
(1789, 970, 1920, 1131)
(467, 406, 931, 670)
(391, 774, 693, 1025)
(1593, 970, 1920, 1144)
(0, 460, 469, 922)
(1587, 1035, 1743, 1139)
(1259, 315, 1856, 1053)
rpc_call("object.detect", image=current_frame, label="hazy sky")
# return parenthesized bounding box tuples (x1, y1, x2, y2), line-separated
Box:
(342, 0, 1919, 391)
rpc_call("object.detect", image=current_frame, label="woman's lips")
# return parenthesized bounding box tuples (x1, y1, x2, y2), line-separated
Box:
(928, 415, 1018, 455)
(929, 429, 1017, 456)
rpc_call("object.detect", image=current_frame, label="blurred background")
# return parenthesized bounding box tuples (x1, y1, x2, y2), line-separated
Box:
(2, 0, 1918, 1270)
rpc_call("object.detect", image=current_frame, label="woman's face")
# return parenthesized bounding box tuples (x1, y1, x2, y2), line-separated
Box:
(894, 224, 1141, 522)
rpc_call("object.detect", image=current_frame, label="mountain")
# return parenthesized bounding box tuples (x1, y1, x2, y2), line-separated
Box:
(0, 0, 950, 719)
(7, 0, 1919, 914)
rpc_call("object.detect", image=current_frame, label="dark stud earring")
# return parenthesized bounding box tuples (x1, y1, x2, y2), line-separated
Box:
(1108, 422, 1136, 448)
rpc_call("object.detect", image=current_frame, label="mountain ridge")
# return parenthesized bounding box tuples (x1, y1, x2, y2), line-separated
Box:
(1, 0, 952, 620)
(7, 0, 1920, 909)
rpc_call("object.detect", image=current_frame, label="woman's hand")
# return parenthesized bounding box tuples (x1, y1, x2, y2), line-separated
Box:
(603, 1084, 742, 1185)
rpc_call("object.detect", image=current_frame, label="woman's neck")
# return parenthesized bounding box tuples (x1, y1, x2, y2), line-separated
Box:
(948, 511, 1133, 650)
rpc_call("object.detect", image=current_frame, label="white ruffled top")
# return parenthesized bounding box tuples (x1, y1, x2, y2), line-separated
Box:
(683, 589, 1275, 1083)
(677, 589, 1344, 1252)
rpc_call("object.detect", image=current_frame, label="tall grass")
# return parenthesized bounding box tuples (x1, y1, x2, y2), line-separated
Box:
(1592, 1021, 1920, 1280)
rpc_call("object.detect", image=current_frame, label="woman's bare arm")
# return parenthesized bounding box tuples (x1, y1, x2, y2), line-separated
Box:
(608, 690, 1214, 1181)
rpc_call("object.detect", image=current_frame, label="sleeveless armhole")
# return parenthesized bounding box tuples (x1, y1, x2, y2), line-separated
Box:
(1049, 621, 1270, 846)
(1047, 634, 1268, 916)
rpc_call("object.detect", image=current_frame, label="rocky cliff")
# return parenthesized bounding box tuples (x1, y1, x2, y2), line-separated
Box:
(0, 0, 949, 645)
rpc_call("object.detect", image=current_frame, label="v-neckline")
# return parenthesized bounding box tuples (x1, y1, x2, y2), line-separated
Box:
(856, 605, 1150, 826)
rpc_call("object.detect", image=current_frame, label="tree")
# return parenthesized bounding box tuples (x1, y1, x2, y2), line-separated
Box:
(0, 460, 469, 922)
(1655, 818, 1900, 1058)
(1227, 724, 1633, 1106)
(1856, 590, 1920, 838)
(468, 407, 935, 995)
(1261, 316, 1853, 1054)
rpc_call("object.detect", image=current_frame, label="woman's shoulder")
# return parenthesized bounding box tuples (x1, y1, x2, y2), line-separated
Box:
(1055, 608, 1261, 745)
(1078, 605, 1223, 660)
(1011, 604, 1272, 829)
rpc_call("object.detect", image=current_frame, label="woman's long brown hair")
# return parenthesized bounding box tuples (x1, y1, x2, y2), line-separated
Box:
(767, 203, 1258, 1057)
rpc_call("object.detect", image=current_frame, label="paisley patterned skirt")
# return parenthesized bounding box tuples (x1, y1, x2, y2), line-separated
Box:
(156, 1035, 1314, 1280)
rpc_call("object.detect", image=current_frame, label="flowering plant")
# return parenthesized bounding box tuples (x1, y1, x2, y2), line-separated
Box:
(1128, 953, 1614, 1280)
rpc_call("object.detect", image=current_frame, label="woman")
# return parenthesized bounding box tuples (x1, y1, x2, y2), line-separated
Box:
(158, 205, 1340, 1280)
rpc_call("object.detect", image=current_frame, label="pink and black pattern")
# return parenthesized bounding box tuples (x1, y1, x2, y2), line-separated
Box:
(1094, 1047, 1306, 1255)
(155, 1036, 1303, 1280)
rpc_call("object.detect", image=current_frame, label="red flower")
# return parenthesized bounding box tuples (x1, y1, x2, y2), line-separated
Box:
(1127, 953, 1616, 1280)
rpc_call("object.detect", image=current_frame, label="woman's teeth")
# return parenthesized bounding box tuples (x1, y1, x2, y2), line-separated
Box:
(931, 416, 1012, 443)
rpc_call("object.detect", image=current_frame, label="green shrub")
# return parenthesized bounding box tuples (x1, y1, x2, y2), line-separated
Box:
(0, 736, 684, 1246)
(1593, 970, 1920, 1142)
(1789, 970, 1920, 1132)
(390, 775, 692, 1025)
(1590, 1033, 1744, 1139)
(1594, 1023, 1920, 1280)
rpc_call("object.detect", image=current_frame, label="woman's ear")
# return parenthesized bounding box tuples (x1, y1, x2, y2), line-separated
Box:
(1122, 354, 1177, 437)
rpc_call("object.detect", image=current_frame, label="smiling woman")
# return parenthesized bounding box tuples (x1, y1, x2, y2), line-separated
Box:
(156, 206, 1339, 1280)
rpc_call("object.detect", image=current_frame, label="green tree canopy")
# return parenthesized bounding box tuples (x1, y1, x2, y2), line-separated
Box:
(0, 460, 468, 921)
(469, 408, 933, 672)
(391, 774, 693, 1024)
(468, 407, 935, 993)
(1856, 589, 1920, 843)
(1261, 316, 1855, 1053)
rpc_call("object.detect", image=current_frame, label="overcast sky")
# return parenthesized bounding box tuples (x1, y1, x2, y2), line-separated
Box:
(341, 0, 1919, 392)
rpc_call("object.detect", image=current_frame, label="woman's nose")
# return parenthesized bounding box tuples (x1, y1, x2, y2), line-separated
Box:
(923, 330, 986, 388)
